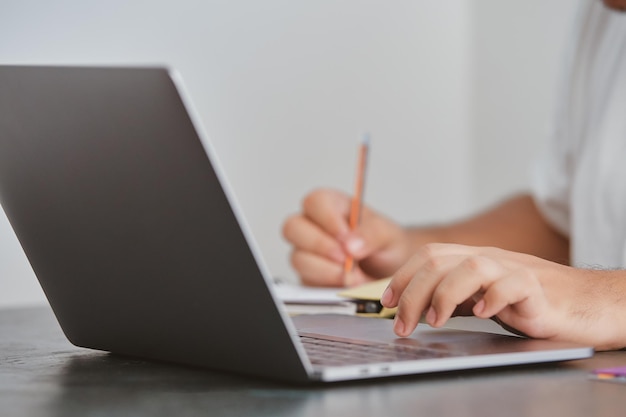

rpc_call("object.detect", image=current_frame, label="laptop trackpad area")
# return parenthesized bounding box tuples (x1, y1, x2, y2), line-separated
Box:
(291, 314, 586, 357)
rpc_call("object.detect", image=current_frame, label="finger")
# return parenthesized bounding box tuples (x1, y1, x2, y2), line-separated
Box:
(382, 243, 482, 308)
(390, 254, 469, 337)
(474, 268, 543, 320)
(282, 215, 346, 263)
(302, 189, 351, 239)
(427, 255, 504, 327)
(290, 250, 344, 287)
(301, 190, 376, 262)
(381, 254, 423, 309)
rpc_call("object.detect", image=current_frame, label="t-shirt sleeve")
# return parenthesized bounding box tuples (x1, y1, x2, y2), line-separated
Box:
(529, 1, 591, 239)
(530, 132, 573, 238)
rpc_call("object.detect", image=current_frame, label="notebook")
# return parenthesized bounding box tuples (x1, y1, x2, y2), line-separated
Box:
(0, 65, 593, 383)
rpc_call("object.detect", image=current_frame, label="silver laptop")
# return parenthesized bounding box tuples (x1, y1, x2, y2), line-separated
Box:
(0, 65, 593, 383)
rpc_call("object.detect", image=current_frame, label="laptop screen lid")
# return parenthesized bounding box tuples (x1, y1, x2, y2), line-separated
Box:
(0, 65, 313, 382)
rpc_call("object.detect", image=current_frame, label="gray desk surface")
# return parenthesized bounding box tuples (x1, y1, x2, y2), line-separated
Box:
(2, 306, 625, 417)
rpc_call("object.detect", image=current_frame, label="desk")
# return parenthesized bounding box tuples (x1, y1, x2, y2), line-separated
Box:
(1, 306, 625, 417)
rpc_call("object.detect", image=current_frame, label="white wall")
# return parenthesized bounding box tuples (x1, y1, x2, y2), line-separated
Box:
(0, 1, 575, 308)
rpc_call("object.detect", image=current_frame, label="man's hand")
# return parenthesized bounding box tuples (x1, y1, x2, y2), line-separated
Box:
(282, 188, 415, 287)
(381, 243, 626, 350)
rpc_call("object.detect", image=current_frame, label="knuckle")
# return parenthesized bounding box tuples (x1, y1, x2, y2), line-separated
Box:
(419, 243, 438, 259)
(302, 194, 316, 213)
(516, 268, 538, 288)
(290, 251, 305, 271)
(422, 257, 442, 274)
(462, 255, 487, 272)
(417, 243, 445, 269)
(302, 188, 326, 212)
(281, 215, 298, 240)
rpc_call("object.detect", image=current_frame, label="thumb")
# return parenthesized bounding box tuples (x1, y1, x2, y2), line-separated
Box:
(341, 209, 398, 260)
(343, 233, 368, 258)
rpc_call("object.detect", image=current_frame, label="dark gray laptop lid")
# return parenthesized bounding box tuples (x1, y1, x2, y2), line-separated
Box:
(0, 65, 310, 382)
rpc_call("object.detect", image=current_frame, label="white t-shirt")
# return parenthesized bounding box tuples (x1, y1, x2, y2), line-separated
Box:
(531, 0, 626, 268)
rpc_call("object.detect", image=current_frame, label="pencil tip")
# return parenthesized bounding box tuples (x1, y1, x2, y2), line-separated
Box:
(362, 132, 370, 146)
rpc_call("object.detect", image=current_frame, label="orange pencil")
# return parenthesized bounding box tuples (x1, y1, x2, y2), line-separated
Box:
(344, 134, 370, 277)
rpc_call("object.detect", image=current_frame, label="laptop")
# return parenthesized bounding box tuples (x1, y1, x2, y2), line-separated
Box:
(0, 65, 593, 383)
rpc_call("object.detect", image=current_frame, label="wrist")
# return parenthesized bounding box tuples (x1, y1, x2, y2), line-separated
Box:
(590, 270, 626, 350)
(564, 269, 626, 350)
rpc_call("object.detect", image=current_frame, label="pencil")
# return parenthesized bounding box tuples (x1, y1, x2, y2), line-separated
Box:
(344, 134, 370, 277)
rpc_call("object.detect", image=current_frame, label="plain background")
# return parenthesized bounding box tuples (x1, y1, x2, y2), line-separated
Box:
(0, 0, 578, 308)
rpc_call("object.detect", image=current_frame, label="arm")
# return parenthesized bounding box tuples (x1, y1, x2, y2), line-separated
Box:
(407, 193, 570, 265)
(283, 189, 568, 287)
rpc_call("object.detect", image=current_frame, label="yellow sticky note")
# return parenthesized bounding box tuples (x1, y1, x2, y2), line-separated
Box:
(337, 277, 396, 318)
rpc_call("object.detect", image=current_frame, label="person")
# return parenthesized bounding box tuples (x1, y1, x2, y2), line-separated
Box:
(282, 0, 626, 351)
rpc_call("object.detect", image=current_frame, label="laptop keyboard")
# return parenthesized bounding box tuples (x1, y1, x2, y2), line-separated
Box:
(300, 334, 455, 367)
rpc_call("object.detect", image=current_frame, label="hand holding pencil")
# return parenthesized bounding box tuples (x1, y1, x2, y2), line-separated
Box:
(282, 134, 417, 288)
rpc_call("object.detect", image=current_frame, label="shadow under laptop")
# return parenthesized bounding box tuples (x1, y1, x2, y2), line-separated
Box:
(44, 350, 590, 417)
(46, 352, 306, 416)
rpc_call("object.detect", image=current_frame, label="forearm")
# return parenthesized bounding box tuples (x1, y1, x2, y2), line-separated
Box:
(405, 193, 570, 264)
